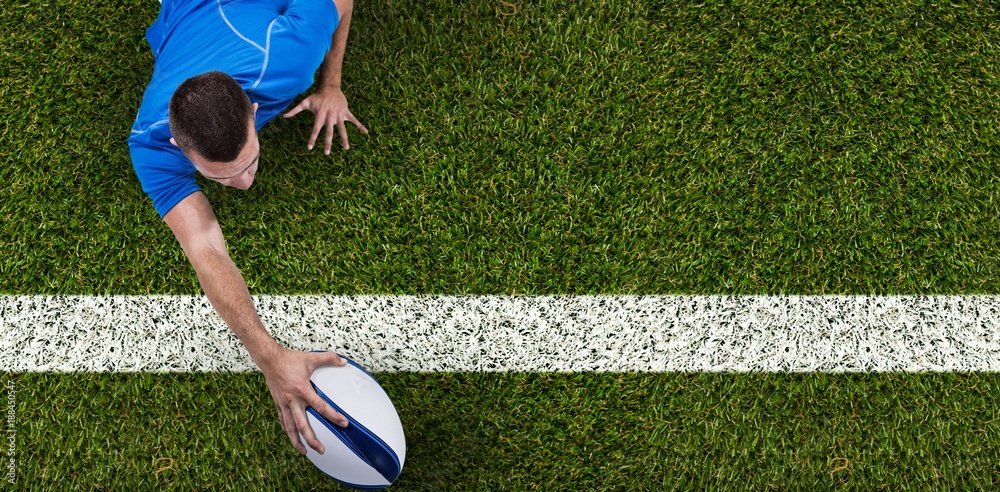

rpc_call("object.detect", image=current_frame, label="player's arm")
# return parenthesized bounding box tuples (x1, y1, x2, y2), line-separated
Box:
(283, 0, 367, 152)
(316, 0, 353, 94)
(163, 191, 349, 454)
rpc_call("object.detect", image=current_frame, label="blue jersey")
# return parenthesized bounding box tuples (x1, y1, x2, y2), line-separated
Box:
(128, 0, 340, 218)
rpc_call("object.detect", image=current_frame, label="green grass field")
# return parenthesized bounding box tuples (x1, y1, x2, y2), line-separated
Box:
(9, 372, 1000, 490)
(5, 0, 1000, 489)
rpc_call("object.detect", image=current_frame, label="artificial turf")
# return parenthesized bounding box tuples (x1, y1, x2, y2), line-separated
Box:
(6, 0, 1000, 489)
(3, 0, 1000, 295)
(8, 372, 1000, 490)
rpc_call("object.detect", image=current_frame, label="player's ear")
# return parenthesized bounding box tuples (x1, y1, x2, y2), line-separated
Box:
(252, 102, 258, 115)
(169, 137, 178, 147)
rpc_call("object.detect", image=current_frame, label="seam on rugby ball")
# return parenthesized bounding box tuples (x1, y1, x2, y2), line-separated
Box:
(310, 382, 402, 482)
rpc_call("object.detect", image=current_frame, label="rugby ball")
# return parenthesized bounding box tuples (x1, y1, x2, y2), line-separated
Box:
(301, 355, 406, 489)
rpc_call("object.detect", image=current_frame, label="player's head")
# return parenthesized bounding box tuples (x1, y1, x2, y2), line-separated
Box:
(169, 71, 260, 190)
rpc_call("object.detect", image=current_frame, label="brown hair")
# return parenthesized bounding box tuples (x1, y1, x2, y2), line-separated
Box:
(168, 71, 253, 163)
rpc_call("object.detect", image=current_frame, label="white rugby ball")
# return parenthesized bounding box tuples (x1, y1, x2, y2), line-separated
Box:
(301, 355, 406, 489)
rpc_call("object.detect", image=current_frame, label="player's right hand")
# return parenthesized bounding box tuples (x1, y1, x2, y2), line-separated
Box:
(257, 347, 349, 455)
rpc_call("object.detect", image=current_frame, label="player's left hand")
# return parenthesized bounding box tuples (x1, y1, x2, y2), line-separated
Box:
(283, 87, 368, 153)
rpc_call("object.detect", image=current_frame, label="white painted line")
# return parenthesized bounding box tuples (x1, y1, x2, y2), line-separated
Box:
(2, 295, 1000, 372)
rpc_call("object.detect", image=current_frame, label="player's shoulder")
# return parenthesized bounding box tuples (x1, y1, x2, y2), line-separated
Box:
(128, 122, 197, 196)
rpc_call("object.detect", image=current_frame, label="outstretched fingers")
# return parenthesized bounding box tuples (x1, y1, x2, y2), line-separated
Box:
(348, 113, 369, 136)
(276, 397, 307, 455)
(310, 117, 325, 151)
(292, 396, 326, 455)
(297, 351, 350, 454)
(263, 347, 351, 456)
(324, 116, 339, 154)
(284, 90, 367, 153)
(282, 101, 307, 119)
(327, 111, 369, 152)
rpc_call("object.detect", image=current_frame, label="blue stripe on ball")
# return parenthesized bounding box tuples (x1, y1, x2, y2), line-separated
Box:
(309, 383, 402, 484)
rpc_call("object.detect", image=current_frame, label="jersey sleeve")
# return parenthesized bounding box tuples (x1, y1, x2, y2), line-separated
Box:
(267, 0, 340, 71)
(128, 124, 201, 219)
(277, 0, 340, 42)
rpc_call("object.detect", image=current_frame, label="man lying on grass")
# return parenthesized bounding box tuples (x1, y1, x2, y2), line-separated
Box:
(127, 0, 367, 456)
